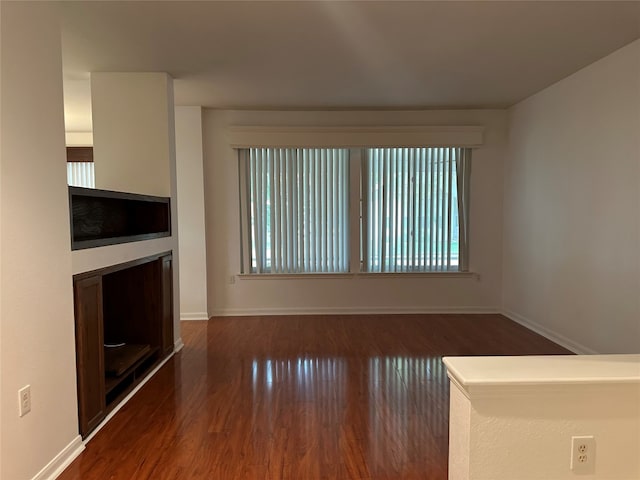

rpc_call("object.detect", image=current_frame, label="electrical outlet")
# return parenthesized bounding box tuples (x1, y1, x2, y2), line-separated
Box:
(18, 385, 31, 417)
(570, 435, 595, 473)
(229, 275, 235, 285)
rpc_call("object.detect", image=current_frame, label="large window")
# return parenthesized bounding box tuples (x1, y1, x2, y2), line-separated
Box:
(239, 148, 349, 273)
(239, 146, 471, 275)
(363, 147, 470, 272)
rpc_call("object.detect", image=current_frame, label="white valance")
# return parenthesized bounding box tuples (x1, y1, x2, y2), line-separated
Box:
(227, 125, 484, 149)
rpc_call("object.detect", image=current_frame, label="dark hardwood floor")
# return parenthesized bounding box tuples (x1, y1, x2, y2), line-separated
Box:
(58, 314, 571, 480)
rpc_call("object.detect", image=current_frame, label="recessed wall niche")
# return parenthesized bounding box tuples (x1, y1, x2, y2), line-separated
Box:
(69, 186, 170, 250)
(73, 252, 173, 437)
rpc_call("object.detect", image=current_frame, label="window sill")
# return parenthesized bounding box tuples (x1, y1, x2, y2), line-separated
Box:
(357, 271, 478, 279)
(238, 273, 355, 280)
(237, 272, 479, 280)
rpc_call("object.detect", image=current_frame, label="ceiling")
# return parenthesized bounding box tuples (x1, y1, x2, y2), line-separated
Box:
(60, 1, 640, 131)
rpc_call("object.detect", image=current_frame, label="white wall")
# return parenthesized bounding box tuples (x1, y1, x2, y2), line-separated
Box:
(0, 4, 4, 474)
(203, 109, 507, 316)
(503, 40, 640, 354)
(65, 131, 93, 147)
(467, 384, 640, 480)
(1, 3, 83, 479)
(91, 72, 173, 197)
(71, 238, 175, 275)
(175, 107, 208, 320)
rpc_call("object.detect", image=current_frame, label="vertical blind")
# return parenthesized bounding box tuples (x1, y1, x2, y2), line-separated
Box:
(67, 162, 95, 188)
(239, 148, 349, 273)
(363, 147, 471, 272)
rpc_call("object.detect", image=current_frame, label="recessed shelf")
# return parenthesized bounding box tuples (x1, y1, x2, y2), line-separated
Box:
(69, 186, 170, 250)
(104, 345, 158, 396)
(105, 344, 152, 377)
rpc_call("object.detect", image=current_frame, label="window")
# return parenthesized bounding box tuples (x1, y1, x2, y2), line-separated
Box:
(238, 145, 471, 275)
(67, 162, 95, 188)
(66, 147, 95, 188)
(362, 147, 470, 272)
(239, 148, 349, 273)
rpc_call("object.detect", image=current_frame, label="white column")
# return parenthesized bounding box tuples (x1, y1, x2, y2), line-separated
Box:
(175, 106, 208, 320)
(91, 72, 174, 197)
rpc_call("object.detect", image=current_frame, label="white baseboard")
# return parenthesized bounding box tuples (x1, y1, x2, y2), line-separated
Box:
(501, 309, 598, 354)
(174, 337, 185, 353)
(32, 435, 84, 480)
(210, 305, 500, 317)
(83, 351, 175, 444)
(180, 312, 209, 321)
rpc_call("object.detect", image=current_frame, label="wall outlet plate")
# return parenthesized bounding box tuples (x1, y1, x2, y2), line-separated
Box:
(571, 435, 595, 473)
(18, 385, 31, 417)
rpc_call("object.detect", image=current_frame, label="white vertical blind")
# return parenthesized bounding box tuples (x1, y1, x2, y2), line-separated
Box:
(363, 147, 471, 272)
(240, 148, 349, 273)
(67, 162, 95, 188)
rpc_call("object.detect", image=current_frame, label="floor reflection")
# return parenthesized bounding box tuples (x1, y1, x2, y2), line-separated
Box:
(248, 355, 449, 476)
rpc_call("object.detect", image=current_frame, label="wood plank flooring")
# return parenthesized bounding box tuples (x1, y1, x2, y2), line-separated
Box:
(58, 314, 571, 480)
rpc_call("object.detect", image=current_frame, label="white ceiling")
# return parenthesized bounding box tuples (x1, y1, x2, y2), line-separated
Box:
(60, 1, 640, 132)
